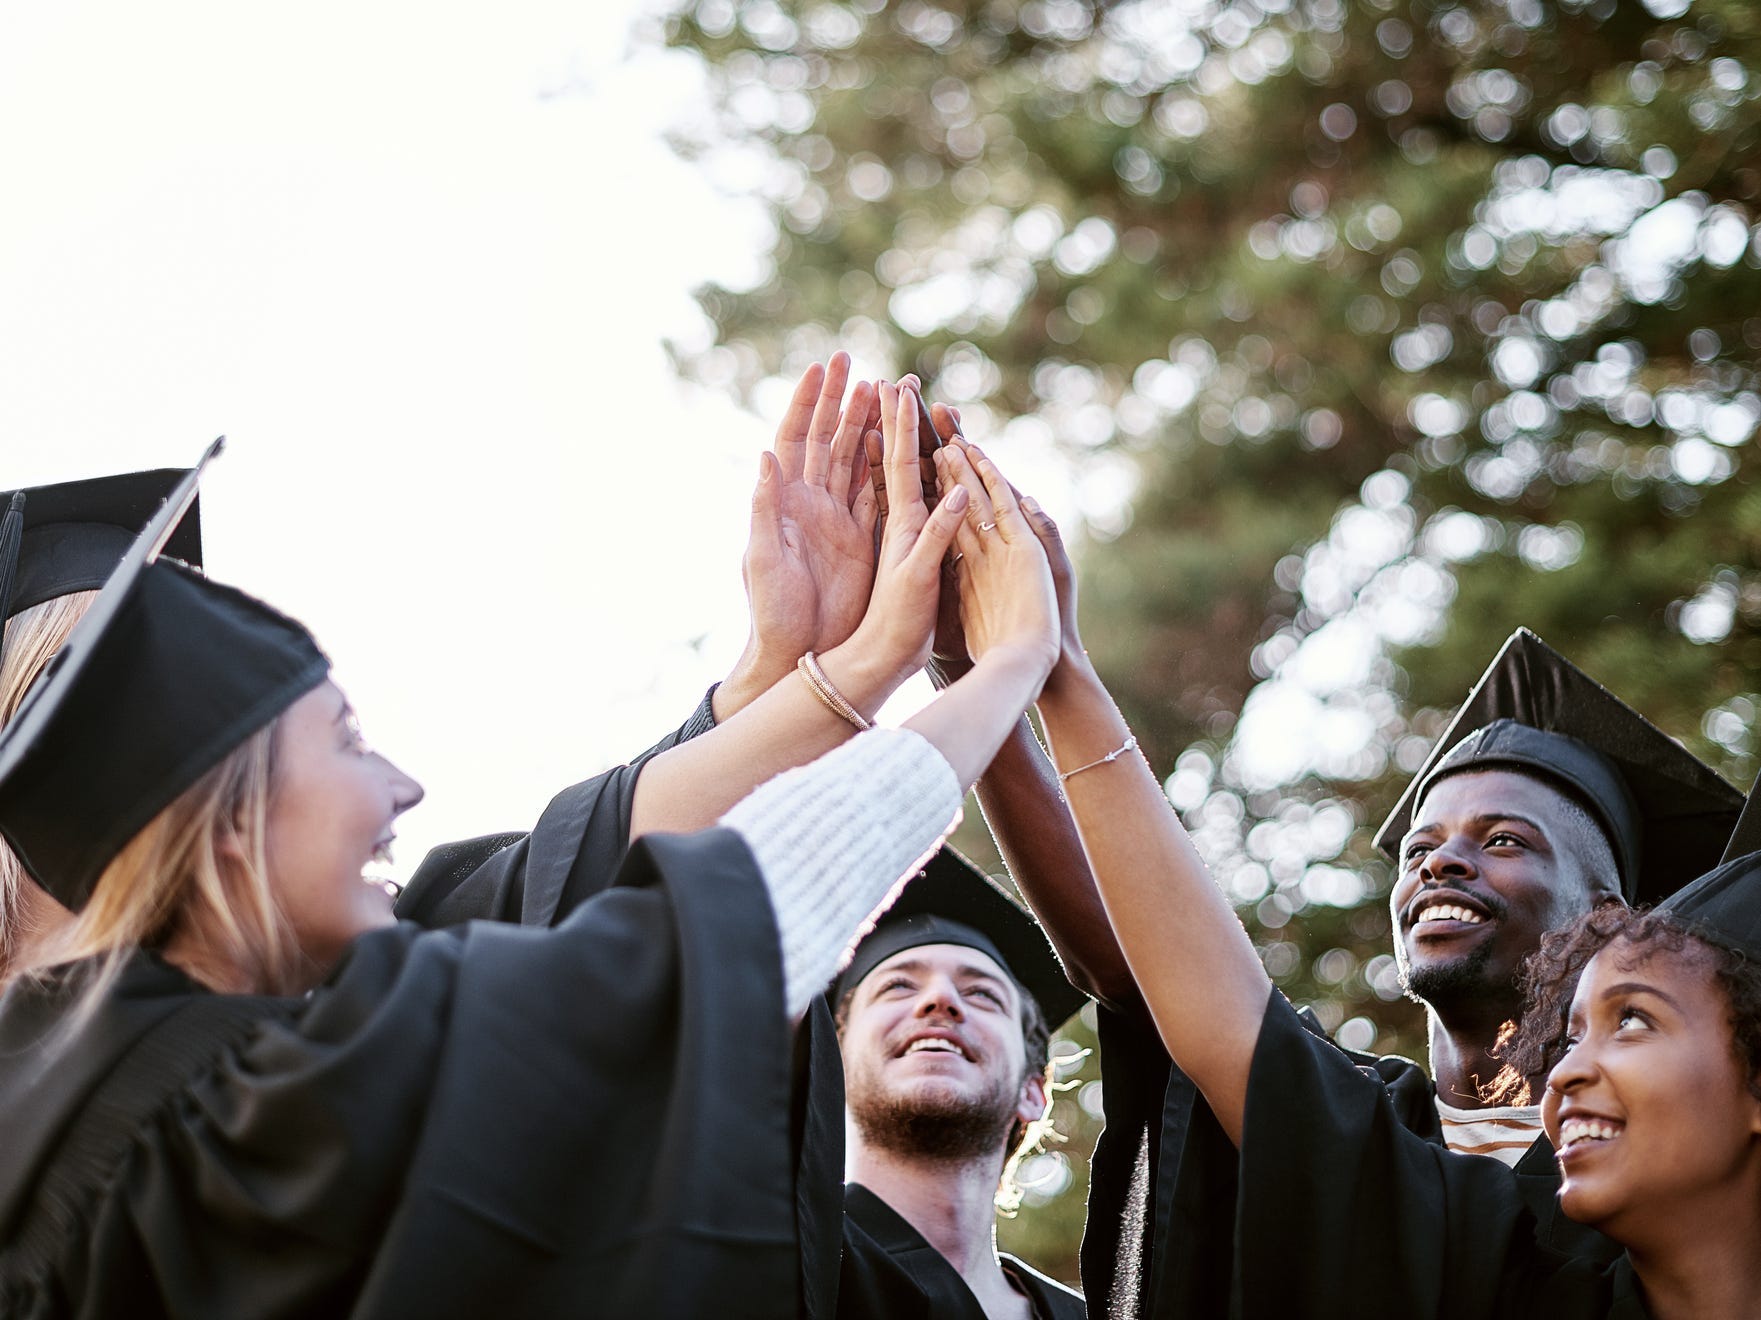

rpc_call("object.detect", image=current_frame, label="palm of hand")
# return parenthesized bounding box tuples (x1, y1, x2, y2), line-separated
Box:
(773, 479, 875, 654)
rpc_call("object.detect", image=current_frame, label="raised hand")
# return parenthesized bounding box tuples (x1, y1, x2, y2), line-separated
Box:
(835, 380, 971, 686)
(934, 440, 1060, 681)
(718, 353, 881, 719)
(1015, 491, 1094, 700)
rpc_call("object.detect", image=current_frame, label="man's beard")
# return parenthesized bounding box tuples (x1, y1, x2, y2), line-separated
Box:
(848, 1068, 1020, 1163)
(1400, 938, 1515, 1017)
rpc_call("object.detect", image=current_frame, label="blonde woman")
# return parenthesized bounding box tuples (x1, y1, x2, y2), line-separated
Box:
(0, 386, 1061, 1318)
(0, 470, 205, 981)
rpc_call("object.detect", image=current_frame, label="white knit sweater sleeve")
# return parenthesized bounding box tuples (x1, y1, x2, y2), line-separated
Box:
(720, 727, 963, 1022)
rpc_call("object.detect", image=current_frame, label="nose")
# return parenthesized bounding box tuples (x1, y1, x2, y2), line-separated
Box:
(378, 756, 425, 814)
(912, 974, 964, 1021)
(1418, 834, 1477, 886)
(1546, 1035, 1598, 1099)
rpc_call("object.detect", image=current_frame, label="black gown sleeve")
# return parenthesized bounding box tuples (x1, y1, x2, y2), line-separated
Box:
(1082, 998, 1442, 1319)
(60, 829, 797, 1320)
(1233, 989, 1625, 1320)
(394, 686, 720, 928)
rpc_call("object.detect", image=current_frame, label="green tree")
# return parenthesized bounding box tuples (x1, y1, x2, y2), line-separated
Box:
(655, 0, 1761, 1282)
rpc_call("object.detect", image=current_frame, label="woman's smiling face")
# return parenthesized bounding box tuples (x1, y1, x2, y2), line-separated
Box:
(264, 682, 424, 976)
(1541, 937, 1761, 1239)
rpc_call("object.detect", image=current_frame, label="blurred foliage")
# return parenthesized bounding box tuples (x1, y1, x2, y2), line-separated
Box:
(657, 0, 1761, 1284)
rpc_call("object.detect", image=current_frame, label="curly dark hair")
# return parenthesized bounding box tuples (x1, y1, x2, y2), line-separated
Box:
(1485, 902, 1761, 1106)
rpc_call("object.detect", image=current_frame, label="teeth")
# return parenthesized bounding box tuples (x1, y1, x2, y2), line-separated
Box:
(1559, 1118, 1621, 1148)
(370, 841, 395, 866)
(1415, 903, 1485, 926)
(905, 1038, 962, 1056)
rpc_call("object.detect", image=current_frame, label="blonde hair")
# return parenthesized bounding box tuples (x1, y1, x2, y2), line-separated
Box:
(0, 591, 97, 980)
(19, 718, 307, 1033)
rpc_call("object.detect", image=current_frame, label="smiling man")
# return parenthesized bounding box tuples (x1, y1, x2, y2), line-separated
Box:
(829, 851, 1087, 1320)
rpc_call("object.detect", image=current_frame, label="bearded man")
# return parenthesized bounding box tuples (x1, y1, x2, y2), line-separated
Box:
(829, 852, 1087, 1320)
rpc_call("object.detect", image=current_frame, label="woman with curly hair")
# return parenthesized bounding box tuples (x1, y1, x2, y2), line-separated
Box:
(1482, 867, 1761, 1317)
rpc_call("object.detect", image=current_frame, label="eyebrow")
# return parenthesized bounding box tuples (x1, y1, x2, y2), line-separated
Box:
(870, 958, 1014, 993)
(1403, 813, 1549, 848)
(1597, 980, 1685, 1013)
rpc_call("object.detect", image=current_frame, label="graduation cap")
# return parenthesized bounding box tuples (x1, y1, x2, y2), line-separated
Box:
(0, 440, 329, 910)
(833, 849, 1087, 1028)
(0, 467, 204, 628)
(1661, 848, 1761, 962)
(1375, 629, 1742, 907)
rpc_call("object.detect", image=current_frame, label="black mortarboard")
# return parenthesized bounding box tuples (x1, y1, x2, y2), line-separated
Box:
(0, 442, 329, 910)
(1375, 629, 1741, 907)
(1660, 849, 1761, 962)
(0, 468, 204, 623)
(833, 849, 1087, 1028)
(1719, 772, 1761, 866)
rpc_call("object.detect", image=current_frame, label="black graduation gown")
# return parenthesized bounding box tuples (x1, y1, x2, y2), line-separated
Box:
(1082, 995, 1623, 1319)
(393, 688, 719, 929)
(0, 830, 799, 1320)
(1232, 990, 1647, 1319)
(837, 1185, 1086, 1320)
(392, 689, 850, 1318)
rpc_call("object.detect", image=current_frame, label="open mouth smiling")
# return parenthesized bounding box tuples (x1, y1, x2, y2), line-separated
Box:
(894, 1032, 974, 1062)
(1556, 1113, 1624, 1157)
(1406, 890, 1494, 934)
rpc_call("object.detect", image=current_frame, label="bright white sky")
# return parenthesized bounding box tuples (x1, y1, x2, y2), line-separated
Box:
(0, 0, 1092, 882)
(0, 1, 827, 879)
(7, 0, 1428, 895)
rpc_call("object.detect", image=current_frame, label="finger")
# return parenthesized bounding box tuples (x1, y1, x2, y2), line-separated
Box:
(852, 470, 880, 543)
(774, 363, 825, 484)
(904, 484, 969, 577)
(829, 378, 873, 507)
(864, 427, 889, 519)
(749, 452, 786, 560)
(1020, 494, 1062, 552)
(938, 441, 996, 541)
(803, 352, 851, 488)
(881, 382, 928, 533)
(929, 401, 963, 445)
(965, 443, 1029, 540)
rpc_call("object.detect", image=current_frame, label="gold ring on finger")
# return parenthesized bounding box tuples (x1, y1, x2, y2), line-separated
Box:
(978, 519, 998, 532)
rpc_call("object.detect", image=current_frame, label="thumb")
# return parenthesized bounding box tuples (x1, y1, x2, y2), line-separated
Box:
(749, 452, 786, 558)
(1020, 495, 1065, 560)
(905, 484, 968, 575)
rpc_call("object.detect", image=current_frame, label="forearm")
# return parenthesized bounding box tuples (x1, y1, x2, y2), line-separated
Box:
(1037, 666, 1270, 1144)
(930, 654, 1135, 1004)
(972, 713, 1138, 1006)
(903, 647, 1050, 792)
(631, 639, 904, 837)
(723, 728, 962, 1024)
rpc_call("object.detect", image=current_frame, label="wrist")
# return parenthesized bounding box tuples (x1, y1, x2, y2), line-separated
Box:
(715, 635, 797, 722)
(1035, 650, 1106, 715)
(817, 634, 910, 721)
(968, 641, 1055, 697)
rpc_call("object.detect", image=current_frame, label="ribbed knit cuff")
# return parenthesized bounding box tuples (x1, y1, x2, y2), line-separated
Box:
(721, 728, 963, 1020)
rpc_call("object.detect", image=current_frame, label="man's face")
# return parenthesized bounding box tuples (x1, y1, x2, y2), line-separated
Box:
(1390, 769, 1619, 1018)
(841, 942, 1046, 1163)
